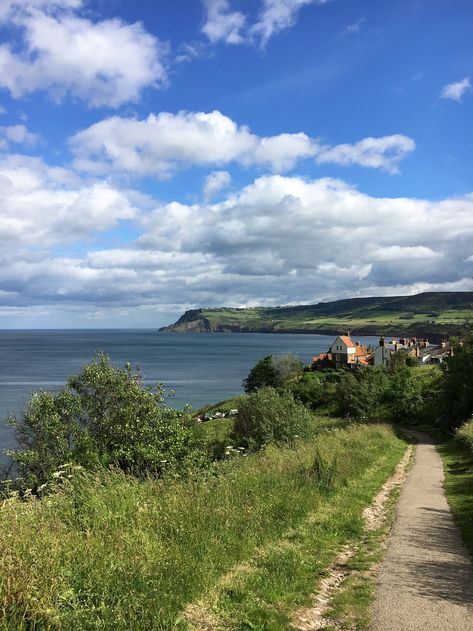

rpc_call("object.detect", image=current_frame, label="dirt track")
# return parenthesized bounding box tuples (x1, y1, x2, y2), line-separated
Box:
(370, 431, 473, 631)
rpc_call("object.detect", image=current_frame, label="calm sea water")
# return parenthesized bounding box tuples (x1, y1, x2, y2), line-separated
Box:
(0, 330, 378, 463)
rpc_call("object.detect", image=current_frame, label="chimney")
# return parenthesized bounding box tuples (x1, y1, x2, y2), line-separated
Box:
(441, 340, 446, 349)
(379, 337, 385, 347)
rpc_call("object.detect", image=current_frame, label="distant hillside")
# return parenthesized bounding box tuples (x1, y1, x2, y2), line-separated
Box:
(160, 292, 473, 340)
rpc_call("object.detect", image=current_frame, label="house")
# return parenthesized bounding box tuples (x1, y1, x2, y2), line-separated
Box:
(311, 334, 372, 370)
(372, 337, 453, 369)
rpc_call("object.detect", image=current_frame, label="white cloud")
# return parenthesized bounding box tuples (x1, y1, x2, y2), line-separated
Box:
(316, 134, 415, 174)
(0, 5, 167, 107)
(0, 124, 39, 149)
(1, 173, 472, 323)
(202, 0, 246, 44)
(0, 0, 81, 22)
(71, 110, 414, 177)
(340, 16, 365, 36)
(203, 170, 231, 201)
(251, 0, 330, 46)
(201, 0, 329, 47)
(70, 110, 317, 176)
(0, 154, 137, 248)
(372, 246, 442, 261)
(441, 77, 471, 102)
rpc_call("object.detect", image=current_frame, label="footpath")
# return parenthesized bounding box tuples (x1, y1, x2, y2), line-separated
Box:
(371, 431, 473, 631)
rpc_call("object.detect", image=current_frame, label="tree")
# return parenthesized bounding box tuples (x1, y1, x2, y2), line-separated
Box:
(440, 329, 473, 425)
(243, 354, 303, 393)
(7, 355, 206, 487)
(243, 356, 280, 393)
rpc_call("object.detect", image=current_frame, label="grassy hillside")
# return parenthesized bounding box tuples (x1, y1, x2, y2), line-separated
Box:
(0, 421, 405, 630)
(160, 291, 473, 340)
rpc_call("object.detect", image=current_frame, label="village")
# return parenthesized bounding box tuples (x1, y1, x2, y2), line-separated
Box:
(311, 334, 453, 371)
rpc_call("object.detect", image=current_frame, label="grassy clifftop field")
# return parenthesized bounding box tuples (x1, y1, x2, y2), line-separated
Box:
(160, 291, 473, 339)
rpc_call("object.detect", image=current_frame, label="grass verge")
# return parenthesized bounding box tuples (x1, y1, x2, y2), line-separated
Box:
(437, 438, 473, 557)
(0, 422, 405, 630)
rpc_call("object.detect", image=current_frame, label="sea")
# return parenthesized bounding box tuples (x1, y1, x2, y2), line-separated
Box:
(0, 330, 379, 465)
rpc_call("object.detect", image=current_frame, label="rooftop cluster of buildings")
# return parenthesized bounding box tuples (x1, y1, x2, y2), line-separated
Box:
(311, 334, 453, 371)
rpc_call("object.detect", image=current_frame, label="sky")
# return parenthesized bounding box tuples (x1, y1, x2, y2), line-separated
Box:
(0, 0, 472, 328)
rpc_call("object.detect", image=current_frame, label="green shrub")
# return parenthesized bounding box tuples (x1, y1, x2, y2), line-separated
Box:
(457, 417, 473, 453)
(232, 387, 313, 450)
(336, 368, 389, 418)
(7, 355, 206, 487)
(286, 372, 325, 409)
(388, 366, 424, 422)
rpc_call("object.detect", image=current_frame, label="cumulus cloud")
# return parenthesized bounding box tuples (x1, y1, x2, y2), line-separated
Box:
(203, 170, 231, 201)
(70, 110, 317, 176)
(316, 134, 415, 174)
(0, 154, 137, 248)
(441, 77, 471, 102)
(0, 3, 167, 107)
(201, 0, 246, 44)
(0, 124, 39, 149)
(2, 169, 472, 323)
(70, 110, 414, 177)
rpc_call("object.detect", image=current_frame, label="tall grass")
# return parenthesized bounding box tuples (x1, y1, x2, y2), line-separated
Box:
(0, 422, 403, 630)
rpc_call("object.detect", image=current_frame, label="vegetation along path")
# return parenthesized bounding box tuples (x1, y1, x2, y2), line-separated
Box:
(371, 431, 473, 631)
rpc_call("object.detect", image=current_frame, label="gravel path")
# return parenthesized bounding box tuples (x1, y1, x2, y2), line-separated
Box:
(371, 431, 473, 631)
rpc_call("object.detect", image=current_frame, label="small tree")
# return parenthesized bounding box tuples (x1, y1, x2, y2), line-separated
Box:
(243, 354, 303, 393)
(243, 356, 280, 393)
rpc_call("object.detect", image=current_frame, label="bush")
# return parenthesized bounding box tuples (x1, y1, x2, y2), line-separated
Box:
(457, 417, 473, 453)
(336, 367, 389, 418)
(388, 366, 424, 422)
(286, 372, 325, 409)
(232, 387, 314, 450)
(7, 355, 206, 487)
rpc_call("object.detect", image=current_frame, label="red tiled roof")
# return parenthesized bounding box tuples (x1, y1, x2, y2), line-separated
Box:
(312, 353, 332, 363)
(339, 335, 355, 347)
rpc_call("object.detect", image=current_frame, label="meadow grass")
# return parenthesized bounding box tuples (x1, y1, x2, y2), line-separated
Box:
(0, 422, 405, 630)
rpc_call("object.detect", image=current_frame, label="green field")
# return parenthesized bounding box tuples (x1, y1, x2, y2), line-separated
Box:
(161, 291, 473, 339)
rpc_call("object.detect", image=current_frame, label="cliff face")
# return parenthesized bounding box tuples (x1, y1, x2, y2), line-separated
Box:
(159, 310, 212, 332)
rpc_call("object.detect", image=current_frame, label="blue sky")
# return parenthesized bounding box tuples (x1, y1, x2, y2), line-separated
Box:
(0, 0, 472, 328)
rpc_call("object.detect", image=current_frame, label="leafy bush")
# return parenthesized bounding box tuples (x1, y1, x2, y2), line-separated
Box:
(232, 387, 313, 450)
(243, 354, 303, 393)
(336, 367, 389, 418)
(388, 366, 424, 422)
(457, 417, 473, 453)
(7, 355, 206, 487)
(286, 372, 325, 409)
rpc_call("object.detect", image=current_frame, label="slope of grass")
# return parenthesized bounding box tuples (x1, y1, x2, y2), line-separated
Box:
(0, 422, 405, 630)
(163, 292, 473, 337)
